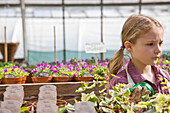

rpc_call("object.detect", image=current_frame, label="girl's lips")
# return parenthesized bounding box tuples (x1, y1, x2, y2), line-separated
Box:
(153, 56, 160, 59)
(153, 57, 159, 60)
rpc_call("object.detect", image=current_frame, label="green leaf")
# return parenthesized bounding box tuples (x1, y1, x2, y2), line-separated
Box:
(100, 100, 108, 106)
(101, 107, 112, 112)
(65, 103, 75, 111)
(84, 83, 89, 87)
(81, 93, 90, 101)
(88, 96, 99, 103)
(20, 107, 30, 113)
(76, 87, 85, 93)
(87, 83, 96, 89)
(58, 107, 67, 113)
(100, 80, 107, 87)
(124, 89, 131, 96)
(111, 74, 119, 78)
(99, 88, 106, 94)
(116, 97, 122, 102)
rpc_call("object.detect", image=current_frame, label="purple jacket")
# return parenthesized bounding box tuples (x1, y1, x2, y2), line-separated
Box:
(106, 60, 170, 97)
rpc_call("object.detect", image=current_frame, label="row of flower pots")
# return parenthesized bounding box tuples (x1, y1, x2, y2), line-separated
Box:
(31, 76, 94, 83)
(0, 76, 27, 84)
(0, 58, 108, 84)
(0, 75, 95, 84)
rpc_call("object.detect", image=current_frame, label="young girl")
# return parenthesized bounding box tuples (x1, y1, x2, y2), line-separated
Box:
(106, 14, 170, 98)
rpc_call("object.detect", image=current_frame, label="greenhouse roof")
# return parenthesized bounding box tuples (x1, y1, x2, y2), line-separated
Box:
(1, 0, 170, 4)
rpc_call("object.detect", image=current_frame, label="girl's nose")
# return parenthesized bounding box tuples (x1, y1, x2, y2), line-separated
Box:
(155, 44, 162, 54)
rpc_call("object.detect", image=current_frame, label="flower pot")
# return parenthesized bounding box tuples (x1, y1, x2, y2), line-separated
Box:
(0, 79, 2, 84)
(74, 77, 94, 82)
(26, 73, 33, 83)
(0, 42, 19, 62)
(22, 76, 27, 84)
(31, 76, 53, 83)
(57, 99, 67, 108)
(53, 77, 73, 82)
(2, 77, 23, 84)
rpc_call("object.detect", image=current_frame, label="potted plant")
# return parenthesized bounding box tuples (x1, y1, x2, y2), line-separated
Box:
(72, 61, 94, 82)
(21, 62, 36, 83)
(31, 62, 57, 83)
(1, 66, 29, 84)
(53, 63, 74, 82)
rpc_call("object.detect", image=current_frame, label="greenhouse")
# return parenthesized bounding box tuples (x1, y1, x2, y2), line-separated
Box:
(0, 0, 170, 113)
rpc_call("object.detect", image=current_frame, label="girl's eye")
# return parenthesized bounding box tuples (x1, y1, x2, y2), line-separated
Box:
(159, 41, 163, 45)
(147, 43, 153, 46)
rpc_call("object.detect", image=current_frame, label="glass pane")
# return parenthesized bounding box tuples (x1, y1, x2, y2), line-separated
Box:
(25, 0, 61, 4)
(0, 0, 20, 4)
(104, 0, 139, 3)
(65, 0, 100, 4)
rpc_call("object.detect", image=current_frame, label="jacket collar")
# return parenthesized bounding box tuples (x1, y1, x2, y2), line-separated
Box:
(127, 60, 146, 84)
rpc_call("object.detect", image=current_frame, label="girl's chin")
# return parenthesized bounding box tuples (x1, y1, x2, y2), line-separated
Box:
(152, 60, 158, 65)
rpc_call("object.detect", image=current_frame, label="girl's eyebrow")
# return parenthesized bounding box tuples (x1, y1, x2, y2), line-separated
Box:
(146, 39, 163, 42)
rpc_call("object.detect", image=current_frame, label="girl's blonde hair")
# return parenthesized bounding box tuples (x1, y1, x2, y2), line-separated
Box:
(108, 14, 163, 77)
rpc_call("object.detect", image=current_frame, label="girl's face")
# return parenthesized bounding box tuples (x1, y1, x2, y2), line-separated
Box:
(129, 27, 164, 66)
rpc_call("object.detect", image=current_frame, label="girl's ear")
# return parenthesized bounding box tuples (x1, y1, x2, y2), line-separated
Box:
(124, 41, 132, 52)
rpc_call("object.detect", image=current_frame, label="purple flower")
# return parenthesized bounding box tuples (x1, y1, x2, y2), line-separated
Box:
(100, 63, 105, 66)
(73, 73, 77, 77)
(93, 65, 97, 69)
(11, 68, 15, 71)
(50, 68, 53, 71)
(37, 64, 40, 67)
(90, 68, 93, 72)
(12, 65, 18, 68)
(81, 65, 85, 69)
(41, 67, 44, 70)
(59, 63, 65, 67)
(77, 67, 80, 71)
(85, 59, 89, 62)
(166, 63, 170, 66)
(68, 66, 72, 71)
(89, 65, 92, 68)
(78, 60, 81, 63)
(26, 62, 29, 66)
(161, 58, 164, 62)
(160, 62, 164, 66)
(53, 70, 58, 73)
(3, 68, 8, 73)
(105, 58, 109, 61)
(75, 63, 79, 67)
(91, 57, 94, 59)
(105, 62, 108, 65)
(67, 62, 71, 65)
(52, 65, 57, 69)
(30, 70, 34, 73)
